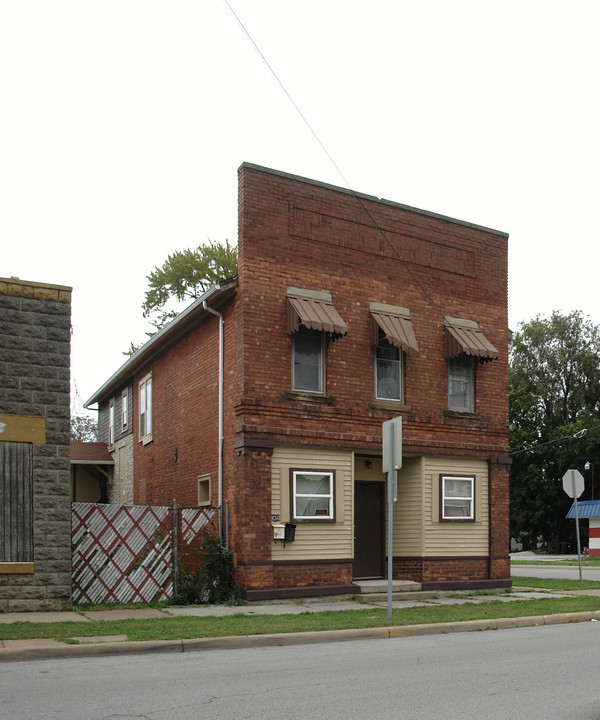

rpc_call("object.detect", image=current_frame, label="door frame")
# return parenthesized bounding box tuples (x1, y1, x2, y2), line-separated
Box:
(354, 480, 385, 579)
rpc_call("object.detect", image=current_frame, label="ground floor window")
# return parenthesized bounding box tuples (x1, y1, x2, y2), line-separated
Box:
(291, 469, 335, 520)
(440, 474, 475, 520)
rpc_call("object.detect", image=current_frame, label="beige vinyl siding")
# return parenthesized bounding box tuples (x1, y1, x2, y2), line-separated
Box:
(423, 457, 489, 556)
(271, 446, 353, 561)
(392, 456, 424, 555)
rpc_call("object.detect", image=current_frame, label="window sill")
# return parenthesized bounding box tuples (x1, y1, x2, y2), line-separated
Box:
(444, 409, 479, 419)
(440, 518, 476, 523)
(285, 391, 334, 405)
(140, 433, 154, 445)
(371, 400, 411, 412)
(293, 517, 335, 523)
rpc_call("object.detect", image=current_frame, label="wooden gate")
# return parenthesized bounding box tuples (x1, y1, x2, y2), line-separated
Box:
(71, 502, 216, 605)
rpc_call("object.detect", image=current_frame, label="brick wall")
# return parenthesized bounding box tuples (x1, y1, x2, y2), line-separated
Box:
(233, 164, 510, 593)
(131, 309, 227, 508)
(236, 164, 509, 458)
(0, 277, 72, 612)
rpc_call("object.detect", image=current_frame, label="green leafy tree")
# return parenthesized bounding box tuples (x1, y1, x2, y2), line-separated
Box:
(124, 240, 238, 355)
(70, 414, 98, 442)
(510, 311, 600, 549)
(142, 240, 237, 332)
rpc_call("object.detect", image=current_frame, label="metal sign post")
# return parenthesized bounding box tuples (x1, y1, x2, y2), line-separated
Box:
(563, 468, 585, 583)
(382, 417, 402, 621)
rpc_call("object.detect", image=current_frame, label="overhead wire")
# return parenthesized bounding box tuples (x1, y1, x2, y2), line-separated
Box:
(509, 425, 600, 457)
(221, 0, 439, 310)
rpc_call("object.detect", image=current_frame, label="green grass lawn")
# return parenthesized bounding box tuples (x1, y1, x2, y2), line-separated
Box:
(512, 557, 600, 567)
(2, 585, 600, 644)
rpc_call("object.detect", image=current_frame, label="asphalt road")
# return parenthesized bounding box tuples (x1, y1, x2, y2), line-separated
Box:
(3, 623, 600, 720)
(512, 563, 600, 581)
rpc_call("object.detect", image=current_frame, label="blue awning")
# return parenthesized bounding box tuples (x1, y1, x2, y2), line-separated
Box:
(566, 499, 600, 519)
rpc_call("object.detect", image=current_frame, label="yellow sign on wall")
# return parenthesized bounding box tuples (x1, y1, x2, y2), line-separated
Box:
(0, 414, 46, 445)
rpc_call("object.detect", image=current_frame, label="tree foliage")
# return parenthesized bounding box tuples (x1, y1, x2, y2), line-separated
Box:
(142, 240, 237, 332)
(510, 311, 600, 549)
(70, 414, 98, 442)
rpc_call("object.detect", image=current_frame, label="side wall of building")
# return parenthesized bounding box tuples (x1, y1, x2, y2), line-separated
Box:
(0, 277, 72, 612)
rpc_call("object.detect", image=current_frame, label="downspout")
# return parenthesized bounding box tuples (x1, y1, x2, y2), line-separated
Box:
(203, 296, 224, 546)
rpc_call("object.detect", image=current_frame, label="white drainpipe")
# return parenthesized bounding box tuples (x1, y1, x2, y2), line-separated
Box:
(203, 296, 224, 545)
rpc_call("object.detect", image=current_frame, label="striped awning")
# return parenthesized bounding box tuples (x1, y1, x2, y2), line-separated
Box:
(445, 322, 498, 362)
(371, 309, 419, 356)
(287, 295, 348, 336)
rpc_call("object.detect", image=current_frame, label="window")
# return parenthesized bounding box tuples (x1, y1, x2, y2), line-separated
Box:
(441, 475, 475, 520)
(291, 470, 335, 520)
(122, 389, 128, 430)
(139, 374, 153, 442)
(197, 474, 211, 507)
(0, 441, 33, 566)
(108, 400, 115, 448)
(287, 287, 347, 396)
(292, 327, 324, 393)
(448, 355, 474, 411)
(375, 333, 401, 401)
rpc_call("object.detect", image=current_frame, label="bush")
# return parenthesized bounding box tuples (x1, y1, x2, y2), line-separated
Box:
(171, 529, 243, 606)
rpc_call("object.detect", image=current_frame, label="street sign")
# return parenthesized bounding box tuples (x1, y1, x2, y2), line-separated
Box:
(563, 468, 585, 583)
(382, 416, 402, 472)
(562, 469, 584, 498)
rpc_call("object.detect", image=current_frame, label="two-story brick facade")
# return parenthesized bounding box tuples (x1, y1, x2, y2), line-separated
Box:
(87, 163, 511, 600)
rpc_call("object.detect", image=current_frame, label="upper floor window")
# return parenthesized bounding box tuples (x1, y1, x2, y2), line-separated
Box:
(121, 389, 128, 430)
(287, 287, 347, 396)
(448, 355, 474, 411)
(444, 316, 499, 414)
(139, 374, 153, 443)
(370, 302, 419, 405)
(108, 400, 115, 448)
(375, 334, 401, 401)
(293, 327, 324, 393)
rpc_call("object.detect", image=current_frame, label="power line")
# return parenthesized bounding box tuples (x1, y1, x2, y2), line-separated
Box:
(222, 0, 438, 310)
(510, 425, 600, 457)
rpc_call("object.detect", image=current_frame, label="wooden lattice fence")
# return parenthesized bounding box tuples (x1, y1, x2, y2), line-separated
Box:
(71, 502, 216, 605)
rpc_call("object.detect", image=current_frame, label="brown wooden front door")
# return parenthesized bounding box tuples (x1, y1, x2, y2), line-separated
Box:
(354, 481, 385, 579)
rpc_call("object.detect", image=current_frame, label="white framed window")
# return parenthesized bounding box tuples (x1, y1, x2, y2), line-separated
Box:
(108, 400, 115, 448)
(122, 389, 128, 430)
(448, 355, 474, 411)
(441, 475, 475, 521)
(197, 474, 211, 507)
(375, 335, 402, 401)
(139, 374, 153, 443)
(291, 469, 335, 521)
(292, 327, 324, 394)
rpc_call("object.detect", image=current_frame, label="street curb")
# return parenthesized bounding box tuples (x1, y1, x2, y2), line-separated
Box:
(2, 611, 600, 663)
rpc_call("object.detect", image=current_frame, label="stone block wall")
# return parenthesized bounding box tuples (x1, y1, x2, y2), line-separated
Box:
(0, 277, 73, 612)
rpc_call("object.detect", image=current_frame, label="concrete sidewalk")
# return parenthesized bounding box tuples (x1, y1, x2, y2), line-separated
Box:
(2, 585, 599, 663)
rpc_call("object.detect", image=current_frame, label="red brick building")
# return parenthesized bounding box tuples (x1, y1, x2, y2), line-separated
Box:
(87, 163, 511, 600)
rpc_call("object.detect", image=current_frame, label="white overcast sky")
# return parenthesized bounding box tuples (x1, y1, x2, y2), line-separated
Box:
(2, 1, 598, 415)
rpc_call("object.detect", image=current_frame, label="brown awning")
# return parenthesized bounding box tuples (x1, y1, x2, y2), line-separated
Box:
(287, 295, 348, 336)
(445, 322, 498, 362)
(371, 310, 419, 356)
(70, 442, 114, 465)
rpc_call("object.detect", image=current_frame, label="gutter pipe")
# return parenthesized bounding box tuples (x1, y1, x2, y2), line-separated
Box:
(203, 296, 224, 546)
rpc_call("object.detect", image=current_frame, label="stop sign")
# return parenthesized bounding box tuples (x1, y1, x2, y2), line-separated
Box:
(562, 468, 585, 498)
